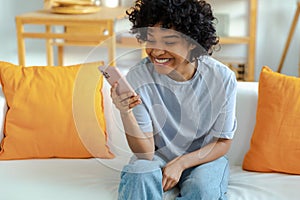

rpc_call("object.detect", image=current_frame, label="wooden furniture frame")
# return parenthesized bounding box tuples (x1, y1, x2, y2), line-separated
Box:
(15, 7, 127, 66)
(16, 1, 257, 78)
(209, 0, 257, 81)
(277, 2, 300, 74)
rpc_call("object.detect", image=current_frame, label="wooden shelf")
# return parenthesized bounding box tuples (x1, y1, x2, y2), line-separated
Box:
(219, 37, 250, 44)
(212, 0, 257, 81)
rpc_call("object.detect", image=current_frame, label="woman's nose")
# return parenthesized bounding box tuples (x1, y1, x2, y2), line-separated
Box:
(151, 48, 166, 57)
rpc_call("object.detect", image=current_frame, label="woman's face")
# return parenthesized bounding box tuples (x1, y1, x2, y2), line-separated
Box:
(145, 25, 196, 81)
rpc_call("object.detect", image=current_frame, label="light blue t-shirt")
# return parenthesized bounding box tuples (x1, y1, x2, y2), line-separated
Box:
(126, 56, 237, 162)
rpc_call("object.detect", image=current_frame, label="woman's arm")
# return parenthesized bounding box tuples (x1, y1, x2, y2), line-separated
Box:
(179, 138, 231, 169)
(162, 138, 231, 191)
(120, 111, 155, 160)
(111, 83, 155, 160)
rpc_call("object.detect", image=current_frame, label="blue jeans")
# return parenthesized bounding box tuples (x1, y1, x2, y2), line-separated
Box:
(118, 155, 229, 200)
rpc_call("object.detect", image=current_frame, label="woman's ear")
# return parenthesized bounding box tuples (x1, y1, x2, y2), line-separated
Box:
(189, 43, 197, 51)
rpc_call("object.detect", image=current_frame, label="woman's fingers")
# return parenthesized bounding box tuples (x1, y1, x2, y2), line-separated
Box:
(111, 82, 135, 99)
(110, 82, 119, 99)
(110, 82, 141, 112)
(162, 177, 177, 192)
(129, 96, 142, 108)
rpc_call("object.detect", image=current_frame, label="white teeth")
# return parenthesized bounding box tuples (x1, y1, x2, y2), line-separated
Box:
(155, 58, 170, 64)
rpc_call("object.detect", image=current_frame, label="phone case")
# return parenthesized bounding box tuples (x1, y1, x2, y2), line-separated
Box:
(98, 65, 135, 95)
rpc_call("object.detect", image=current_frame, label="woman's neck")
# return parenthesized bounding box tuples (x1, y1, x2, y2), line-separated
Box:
(167, 61, 197, 82)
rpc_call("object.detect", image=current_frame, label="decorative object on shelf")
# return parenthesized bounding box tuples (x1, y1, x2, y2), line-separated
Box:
(46, 0, 101, 14)
(93, 0, 101, 6)
(102, 0, 119, 8)
(50, 5, 101, 14)
(224, 62, 246, 81)
(215, 13, 230, 37)
(53, 0, 95, 6)
(120, 0, 134, 7)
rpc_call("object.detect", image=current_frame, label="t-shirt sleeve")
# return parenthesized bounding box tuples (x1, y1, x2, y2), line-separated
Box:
(210, 74, 237, 139)
(132, 102, 153, 133)
(126, 68, 153, 133)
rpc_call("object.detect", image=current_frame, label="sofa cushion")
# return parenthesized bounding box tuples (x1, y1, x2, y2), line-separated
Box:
(243, 66, 300, 174)
(0, 61, 114, 159)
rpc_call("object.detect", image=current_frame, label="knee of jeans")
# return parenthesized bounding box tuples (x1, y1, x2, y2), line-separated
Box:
(122, 159, 161, 174)
(120, 160, 163, 187)
(179, 157, 229, 198)
(182, 179, 223, 199)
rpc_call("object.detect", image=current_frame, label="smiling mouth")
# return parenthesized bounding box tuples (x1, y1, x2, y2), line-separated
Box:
(154, 58, 171, 64)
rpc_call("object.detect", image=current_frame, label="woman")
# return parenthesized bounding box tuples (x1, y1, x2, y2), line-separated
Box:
(111, 0, 237, 199)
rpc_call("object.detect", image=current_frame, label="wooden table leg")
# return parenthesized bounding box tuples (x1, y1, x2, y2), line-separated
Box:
(46, 25, 54, 66)
(16, 18, 26, 66)
(58, 46, 64, 66)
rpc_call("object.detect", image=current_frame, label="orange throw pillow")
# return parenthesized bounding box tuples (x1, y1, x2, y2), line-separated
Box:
(243, 66, 300, 174)
(0, 61, 114, 160)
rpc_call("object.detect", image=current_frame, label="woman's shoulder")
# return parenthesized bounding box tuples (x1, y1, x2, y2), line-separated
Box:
(197, 56, 237, 93)
(198, 56, 236, 81)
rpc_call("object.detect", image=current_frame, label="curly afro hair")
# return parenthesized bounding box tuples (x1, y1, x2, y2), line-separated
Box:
(126, 0, 219, 59)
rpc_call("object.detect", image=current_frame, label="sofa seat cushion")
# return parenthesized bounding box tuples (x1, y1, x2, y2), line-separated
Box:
(0, 159, 300, 200)
(0, 159, 121, 200)
(228, 166, 300, 200)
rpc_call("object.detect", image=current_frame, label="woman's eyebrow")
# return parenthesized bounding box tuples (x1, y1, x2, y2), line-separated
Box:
(147, 32, 180, 39)
(163, 35, 180, 39)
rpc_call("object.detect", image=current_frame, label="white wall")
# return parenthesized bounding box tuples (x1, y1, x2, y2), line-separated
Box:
(0, 0, 44, 65)
(0, 0, 299, 80)
(256, 0, 299, 78)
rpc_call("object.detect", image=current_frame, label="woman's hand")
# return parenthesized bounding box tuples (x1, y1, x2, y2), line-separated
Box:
(110, 82, 142, 113)
(162, 156, 185, 192)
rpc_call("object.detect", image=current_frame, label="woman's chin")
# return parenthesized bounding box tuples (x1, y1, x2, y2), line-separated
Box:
(154, 64, 173, 75)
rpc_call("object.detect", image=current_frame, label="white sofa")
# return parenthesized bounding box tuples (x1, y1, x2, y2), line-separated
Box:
(0, 81, 300, 200)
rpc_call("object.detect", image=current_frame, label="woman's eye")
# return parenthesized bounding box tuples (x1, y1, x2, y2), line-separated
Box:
(146, 40, 155, 44)
(165, 42, 176, 45)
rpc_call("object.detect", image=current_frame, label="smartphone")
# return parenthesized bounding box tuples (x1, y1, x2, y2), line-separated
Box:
(98, 65, 136, 95)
